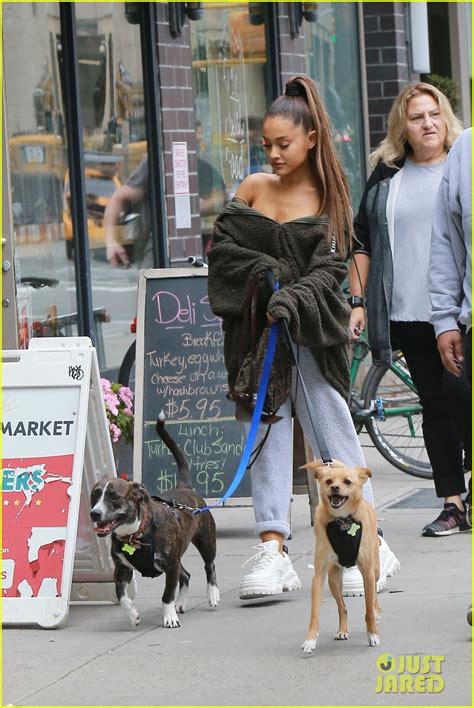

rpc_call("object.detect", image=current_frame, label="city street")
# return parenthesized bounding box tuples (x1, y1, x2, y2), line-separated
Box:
(3, 435, 472, 707)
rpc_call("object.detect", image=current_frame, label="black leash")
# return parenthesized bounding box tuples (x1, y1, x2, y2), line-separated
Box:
(265, 270, 334, 465)
(151, 496, 198, 513)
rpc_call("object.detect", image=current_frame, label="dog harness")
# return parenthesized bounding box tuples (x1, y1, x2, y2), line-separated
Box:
(326, 516, 362, 568)
(116, 499, 196, 557)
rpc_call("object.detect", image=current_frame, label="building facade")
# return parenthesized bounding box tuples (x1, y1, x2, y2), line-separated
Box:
(2, 2, 471, 379)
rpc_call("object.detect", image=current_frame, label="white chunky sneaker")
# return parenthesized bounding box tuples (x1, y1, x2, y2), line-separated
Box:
(342, 536, 400, 596)
(239, 539, 302, 600)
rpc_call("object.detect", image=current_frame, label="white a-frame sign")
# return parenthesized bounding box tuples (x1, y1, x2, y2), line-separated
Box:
(2, 337, 116, 628)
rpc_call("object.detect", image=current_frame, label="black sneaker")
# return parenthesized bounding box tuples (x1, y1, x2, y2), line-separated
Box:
(421, 503, 471, 537)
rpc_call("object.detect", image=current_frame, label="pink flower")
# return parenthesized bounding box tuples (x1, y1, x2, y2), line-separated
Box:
(101, 378, 134, 445)
(118, 386, 133, 404)
(101, 378, 112, 393)
(104, 392, 120, 416)
(110, 423, 121, 443)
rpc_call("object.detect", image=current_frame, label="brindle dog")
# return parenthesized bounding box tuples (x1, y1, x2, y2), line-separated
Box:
(90, 416, 219, 628)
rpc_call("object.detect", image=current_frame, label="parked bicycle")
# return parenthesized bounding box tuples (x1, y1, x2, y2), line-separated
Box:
(349, 332, 431, 479)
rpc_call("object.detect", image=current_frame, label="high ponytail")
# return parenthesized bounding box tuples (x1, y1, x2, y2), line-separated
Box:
(265, 75, 352, 256)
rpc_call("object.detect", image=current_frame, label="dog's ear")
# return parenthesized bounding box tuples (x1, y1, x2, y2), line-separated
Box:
(129, 482, 149, 502)
(301, 461, 326, 480)
(356, 467, 372, 484)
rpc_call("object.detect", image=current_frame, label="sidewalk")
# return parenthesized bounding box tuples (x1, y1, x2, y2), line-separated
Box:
(3, 438, 472, 707)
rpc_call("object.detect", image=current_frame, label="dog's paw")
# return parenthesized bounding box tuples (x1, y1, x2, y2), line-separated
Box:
(163, 602, 181, 628)
(334, 631, 349, 640)
(208, 584, 220, 608)
(301, 636, 318, 653)
(163, 616, 181, 628)
(120, 597, 140, 628)
(367, 632, 380, 646)
(129, 608, 141, 628)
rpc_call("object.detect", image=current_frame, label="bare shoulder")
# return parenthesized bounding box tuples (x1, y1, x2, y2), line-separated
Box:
(235, 172, 274, 206)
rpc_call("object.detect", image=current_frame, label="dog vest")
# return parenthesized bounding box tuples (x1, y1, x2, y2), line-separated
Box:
(326, 516, 362, 568)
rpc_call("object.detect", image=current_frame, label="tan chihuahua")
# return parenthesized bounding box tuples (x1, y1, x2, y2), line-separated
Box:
(302, 459, 381, 653)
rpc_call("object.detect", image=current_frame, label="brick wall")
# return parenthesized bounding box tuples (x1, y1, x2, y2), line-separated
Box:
(363, 2, 419, 151)
(155, 4, 202, 263)
(277, 5, 306, 84)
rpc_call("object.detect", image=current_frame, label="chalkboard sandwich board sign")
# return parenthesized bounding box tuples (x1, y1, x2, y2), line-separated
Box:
(133, 269, 251, 500)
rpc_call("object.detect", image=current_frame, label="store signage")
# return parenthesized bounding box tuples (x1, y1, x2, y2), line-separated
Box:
(2, 338, 116, 627)
(172, 141, 192, 229)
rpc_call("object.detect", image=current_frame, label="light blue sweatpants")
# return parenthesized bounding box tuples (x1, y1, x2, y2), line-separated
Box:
(246, 347, 374, 540)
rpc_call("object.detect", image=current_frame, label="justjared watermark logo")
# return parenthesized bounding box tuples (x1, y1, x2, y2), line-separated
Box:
(375, 654, 445, 694)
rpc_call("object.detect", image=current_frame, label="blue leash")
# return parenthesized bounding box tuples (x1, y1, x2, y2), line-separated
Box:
(193, 320, 281, 514)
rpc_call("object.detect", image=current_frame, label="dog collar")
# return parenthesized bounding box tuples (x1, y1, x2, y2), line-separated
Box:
(117, 506, 150, 555)
(326, 515, 362, 568)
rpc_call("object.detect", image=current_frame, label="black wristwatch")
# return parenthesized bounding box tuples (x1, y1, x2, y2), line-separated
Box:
(347, 295, 365, 309)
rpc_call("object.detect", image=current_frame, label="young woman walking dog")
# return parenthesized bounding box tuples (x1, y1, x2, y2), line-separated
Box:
(208, 75, 399, 602)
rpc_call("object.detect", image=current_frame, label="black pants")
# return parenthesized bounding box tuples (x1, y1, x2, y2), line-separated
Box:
(390, 321, 471, 498)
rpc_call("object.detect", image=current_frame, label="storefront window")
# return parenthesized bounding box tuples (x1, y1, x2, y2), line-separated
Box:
(4, 3, 148, 376)
(190, 2, 271, 253)
(304, 3, 366, 207)
(3, 3, 76, 350)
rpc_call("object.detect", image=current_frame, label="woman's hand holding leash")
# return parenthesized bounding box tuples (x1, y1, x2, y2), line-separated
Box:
(267, 312, 278, 325)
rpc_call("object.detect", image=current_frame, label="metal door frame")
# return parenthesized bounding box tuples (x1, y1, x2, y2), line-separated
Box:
(2, 73, 18, 350)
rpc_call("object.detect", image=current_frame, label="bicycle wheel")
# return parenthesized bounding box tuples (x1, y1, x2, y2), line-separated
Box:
(362, 351, 433, 479)
(118, 339, 136, 392)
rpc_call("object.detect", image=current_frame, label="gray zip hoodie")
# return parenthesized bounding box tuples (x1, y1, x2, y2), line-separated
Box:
(429, 128, 472, 334)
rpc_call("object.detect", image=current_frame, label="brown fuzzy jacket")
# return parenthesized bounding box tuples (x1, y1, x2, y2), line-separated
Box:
(207, 201, 351, 401)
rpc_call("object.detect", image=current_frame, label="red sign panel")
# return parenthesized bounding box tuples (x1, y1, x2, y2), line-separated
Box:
(2, 454, 74, 598)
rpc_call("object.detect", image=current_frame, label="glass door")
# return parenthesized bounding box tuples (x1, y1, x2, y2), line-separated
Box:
(72, 2, 149, 378)
(3, 3, 76, 350)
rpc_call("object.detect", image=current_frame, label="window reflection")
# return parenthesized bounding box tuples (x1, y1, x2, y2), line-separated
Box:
(4, 2, 149, 375)
(305, 3, 366, 207)
(73, 3, 149, 376)
(3, 3, 75, 350)
(190, 2, 271, 253)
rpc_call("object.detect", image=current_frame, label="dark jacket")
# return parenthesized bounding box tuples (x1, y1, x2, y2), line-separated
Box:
(353, 158, 405, 366)
(207, 201, 352, 401)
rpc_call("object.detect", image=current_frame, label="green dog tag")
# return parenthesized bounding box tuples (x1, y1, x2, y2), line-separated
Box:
(347, 522, 361, 537)
(122, 542, 136, 555)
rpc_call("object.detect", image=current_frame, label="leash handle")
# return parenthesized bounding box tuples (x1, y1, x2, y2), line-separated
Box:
(266, 269, 333, 465)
